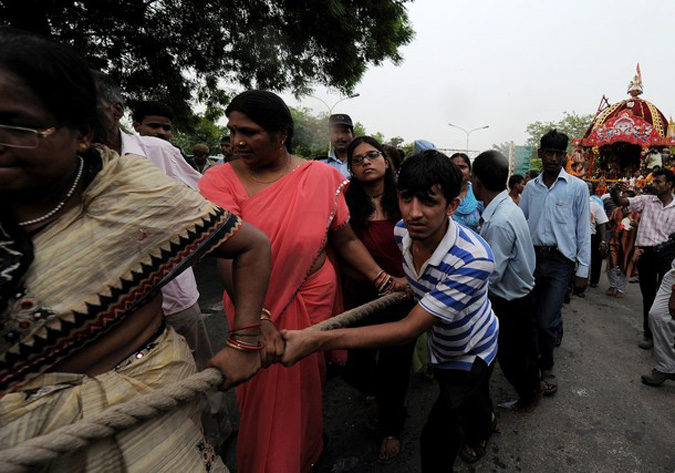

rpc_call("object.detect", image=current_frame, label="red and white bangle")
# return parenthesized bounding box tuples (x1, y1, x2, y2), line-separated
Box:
(226, 336, 264, 352)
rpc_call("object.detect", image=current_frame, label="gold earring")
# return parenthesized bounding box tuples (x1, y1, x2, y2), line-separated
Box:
(78, 142, 89, 152)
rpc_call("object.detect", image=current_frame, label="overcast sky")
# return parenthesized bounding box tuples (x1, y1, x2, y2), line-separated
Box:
(281, 0, 675, 153)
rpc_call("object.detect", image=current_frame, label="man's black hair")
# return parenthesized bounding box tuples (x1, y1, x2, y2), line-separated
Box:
(540, 129, 569, 151)
(508, 174, 525, 190)
(132, 100, 175, 123)
(397, 150, 463, 204)
(220, 135, 230, 143)
(652, 168, 675, 186)
(473, 150, 509, 192)
(527, 170, 540, 180)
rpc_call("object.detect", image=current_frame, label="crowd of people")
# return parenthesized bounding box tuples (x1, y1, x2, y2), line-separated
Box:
(1, 27, 674, 473)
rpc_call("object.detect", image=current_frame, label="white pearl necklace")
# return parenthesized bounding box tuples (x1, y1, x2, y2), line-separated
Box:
(18, 157, 85, 227)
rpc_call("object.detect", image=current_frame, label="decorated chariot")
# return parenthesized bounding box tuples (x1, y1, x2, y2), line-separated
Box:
(570, 65, 674, 189)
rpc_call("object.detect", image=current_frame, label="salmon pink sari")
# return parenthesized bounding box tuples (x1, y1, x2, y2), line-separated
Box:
(200, 161, 349, 473)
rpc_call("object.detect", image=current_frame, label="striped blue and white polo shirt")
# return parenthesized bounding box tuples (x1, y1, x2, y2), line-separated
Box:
(394, 218, 499, 371)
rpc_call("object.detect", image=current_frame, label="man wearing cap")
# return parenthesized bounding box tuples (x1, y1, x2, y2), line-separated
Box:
(193, 143, 214, 174)
(316, 114, 355, 178)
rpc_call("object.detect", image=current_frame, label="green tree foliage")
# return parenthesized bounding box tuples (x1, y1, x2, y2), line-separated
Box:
(525, 111, 593, 170)
(371, 132, 386, 144)
(288, 107, 412, 159)
(525, 112, 593, 151)
(291, 107, 331, 158)
(491, 141, 512, 157)
(172, 111, 228, 155)
(2, 0, 413, 128)
(388, 136, 405, 147)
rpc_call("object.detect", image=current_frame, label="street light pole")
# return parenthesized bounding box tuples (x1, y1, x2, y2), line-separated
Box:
(311, 93, 360, 154)
(447, 123, 490, 153)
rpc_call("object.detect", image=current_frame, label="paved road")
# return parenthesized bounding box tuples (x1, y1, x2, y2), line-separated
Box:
(196, 259, 675, 472)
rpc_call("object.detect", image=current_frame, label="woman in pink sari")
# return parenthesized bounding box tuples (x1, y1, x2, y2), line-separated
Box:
(200, 91, 405, 473)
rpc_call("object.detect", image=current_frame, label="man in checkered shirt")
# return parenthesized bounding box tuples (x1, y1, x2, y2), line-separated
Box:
(611, 169, 675, 349)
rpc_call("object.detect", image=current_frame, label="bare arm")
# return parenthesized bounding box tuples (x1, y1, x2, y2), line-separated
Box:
(208, 221, 271, 327)
(610, 185, 630, 207)
(206, 221, 272, 389)
(331, 223, 406, 291)
(281, 304, 437, 366)
(212, 228, 283, 368)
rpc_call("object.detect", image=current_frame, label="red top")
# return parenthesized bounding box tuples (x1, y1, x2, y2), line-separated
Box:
(353, 220, 405, 277)
(344, 219, 412, 319)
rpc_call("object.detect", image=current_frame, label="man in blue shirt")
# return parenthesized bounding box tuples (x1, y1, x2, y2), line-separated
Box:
(282, 150, 499, 471)
(473, 150, 544, 411)
(315, 114, 354, 178)
(520, 130, 591, 393)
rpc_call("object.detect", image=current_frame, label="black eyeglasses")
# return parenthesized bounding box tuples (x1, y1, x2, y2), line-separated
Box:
(352, 150, 383, 166)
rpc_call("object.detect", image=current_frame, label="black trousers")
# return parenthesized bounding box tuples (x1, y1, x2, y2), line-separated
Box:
(636, 247, 675, 338)
(490, 292, 540, 403)
(345, 340, 415, 436)
(420, 359, 494, 472)
(590, 233, 604, 286)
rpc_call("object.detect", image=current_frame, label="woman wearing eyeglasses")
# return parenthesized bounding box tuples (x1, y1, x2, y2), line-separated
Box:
(341, 136, 415, 464)
(0, 28, 272, 472)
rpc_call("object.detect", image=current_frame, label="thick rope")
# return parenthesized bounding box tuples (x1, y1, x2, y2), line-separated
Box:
(0, 292, 410, 472)
(308, 291, 410, 332)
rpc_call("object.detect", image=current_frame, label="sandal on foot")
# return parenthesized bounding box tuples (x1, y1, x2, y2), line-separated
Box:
(459, 441, 487, 464)
(378, 436, 401, 464)
(540, 372, 558, 397)
(459, 412, 497, 464)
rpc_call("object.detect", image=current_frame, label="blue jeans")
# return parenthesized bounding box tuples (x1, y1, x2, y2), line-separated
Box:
(532, 250, 575, 371)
